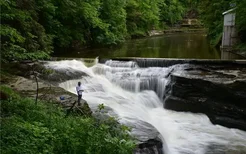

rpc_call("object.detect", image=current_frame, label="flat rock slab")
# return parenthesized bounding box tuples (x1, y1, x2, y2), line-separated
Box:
(164, 65, 246, 131)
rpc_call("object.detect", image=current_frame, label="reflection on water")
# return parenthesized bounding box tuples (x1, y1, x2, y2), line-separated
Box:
(55, 33, 232, 59)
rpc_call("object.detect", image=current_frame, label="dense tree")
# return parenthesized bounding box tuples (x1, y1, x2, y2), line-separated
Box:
(126, 0, 160, 37)
(46, 0, 108, 48)
(159, 0, 185, 26)
(97, 0, 127, 44)
(199, 0, 231, 46)
(1, 0, 53, 61)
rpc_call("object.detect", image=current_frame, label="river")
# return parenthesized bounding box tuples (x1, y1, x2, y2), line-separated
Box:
(54, 33, 244, 60)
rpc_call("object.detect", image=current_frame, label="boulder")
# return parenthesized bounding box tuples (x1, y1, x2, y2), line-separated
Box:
(127, 120, 164, 154)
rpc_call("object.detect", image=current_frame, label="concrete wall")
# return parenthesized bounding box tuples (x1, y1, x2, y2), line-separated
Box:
(224, 13, 235, 26)
(222, 26, 237, 47)
(222, 13, 237, 48)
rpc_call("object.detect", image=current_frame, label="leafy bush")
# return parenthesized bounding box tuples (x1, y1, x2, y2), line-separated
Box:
(0, 0, 53, 62)
(0, 86, 136, 154)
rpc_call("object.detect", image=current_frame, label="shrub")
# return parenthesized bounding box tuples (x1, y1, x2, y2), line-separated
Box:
(0, 86, 136, 154)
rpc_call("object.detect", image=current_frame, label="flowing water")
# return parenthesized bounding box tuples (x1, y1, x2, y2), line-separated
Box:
(46, 59, 246, 154)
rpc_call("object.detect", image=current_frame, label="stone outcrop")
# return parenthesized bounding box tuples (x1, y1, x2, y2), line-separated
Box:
(135, 139, 163, 154)
(4, 61, 88, 85)
(4, 75, 92, 117)
(127, 120, 164, 154)
(164, 66, 246, 131)
(93, 108, 164, 154)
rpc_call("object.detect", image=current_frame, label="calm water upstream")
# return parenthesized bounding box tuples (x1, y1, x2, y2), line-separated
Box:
(55, 33, 228, 59)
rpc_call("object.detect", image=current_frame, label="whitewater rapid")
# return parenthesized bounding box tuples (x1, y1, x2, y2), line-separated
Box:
(46, 60, 246, 154)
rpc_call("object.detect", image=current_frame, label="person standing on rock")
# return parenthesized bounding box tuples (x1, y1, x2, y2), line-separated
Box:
(76, 82, 84, 106)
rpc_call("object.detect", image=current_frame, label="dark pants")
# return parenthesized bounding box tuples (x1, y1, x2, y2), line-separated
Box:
(78, 95, 82, 105)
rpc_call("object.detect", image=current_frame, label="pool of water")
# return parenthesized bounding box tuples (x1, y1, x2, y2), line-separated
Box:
(54, 33, 244, 60)
(55, 33, 221, 59)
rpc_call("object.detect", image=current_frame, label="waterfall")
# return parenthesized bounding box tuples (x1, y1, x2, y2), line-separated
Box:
(92, 60, 188, 99)
(47, 60, 246, 154)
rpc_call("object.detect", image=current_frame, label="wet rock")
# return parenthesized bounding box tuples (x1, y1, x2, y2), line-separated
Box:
(205, 143, 246, 154)
(3, 61, 88, 85)
(164, 74, 246, 131)
(40, 67, 88, 84)
(127, 120, 164, 154)
(134, 139, 163, 154)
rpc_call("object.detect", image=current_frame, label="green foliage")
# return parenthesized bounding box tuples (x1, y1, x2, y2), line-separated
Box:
(0, 85, 20, 100)
(97, 0, 127, 44)
(126, 0, 160, 37)
(159, 0, 185, 26)
(0, 0, 53, 61)
(0, 86, 136, 154)
(48, 0, 108, 47)
(1, 0, 200, 61)
(236, 0, 246, 43)
(98, 103, 105, 111)
(199, 0, 231, 46)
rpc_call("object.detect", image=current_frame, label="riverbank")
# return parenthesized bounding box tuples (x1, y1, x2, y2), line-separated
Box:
(0, 85, 136, 154)
(0, 62, 165, 154)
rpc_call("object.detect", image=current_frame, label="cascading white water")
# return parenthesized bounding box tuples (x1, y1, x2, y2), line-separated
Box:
(47, 60, 246, 154)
